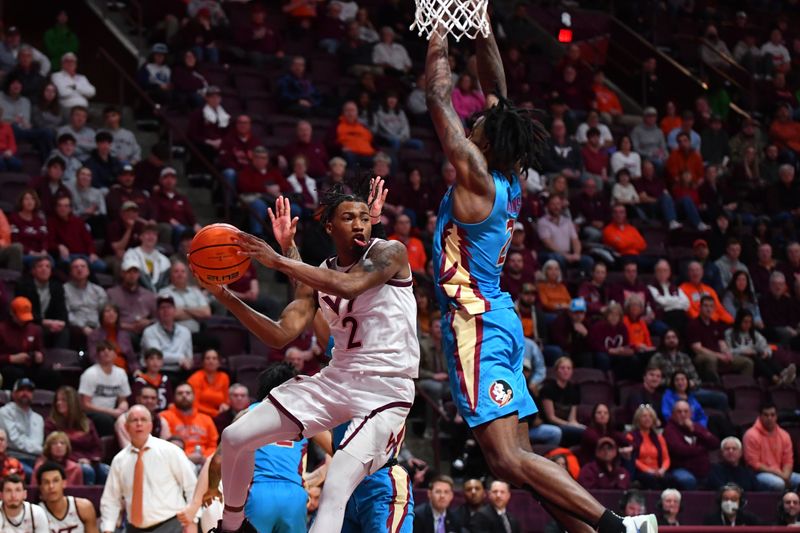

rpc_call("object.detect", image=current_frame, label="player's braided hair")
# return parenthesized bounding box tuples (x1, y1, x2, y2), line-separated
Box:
(318, 171, 374, 225)
(470, 94, 549, 174)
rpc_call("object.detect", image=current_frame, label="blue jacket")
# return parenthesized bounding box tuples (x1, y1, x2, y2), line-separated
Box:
(661, 389, 708, 427)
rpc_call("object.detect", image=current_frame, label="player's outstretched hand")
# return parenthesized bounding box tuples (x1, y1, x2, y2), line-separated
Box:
(237, 231, 280, 268)
(268, 195, 299, 252)
(368, 176, 388, 222)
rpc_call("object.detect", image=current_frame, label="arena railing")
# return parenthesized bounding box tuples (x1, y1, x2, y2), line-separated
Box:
(414, 383, 448, 471)
(95, 47, 270, 232)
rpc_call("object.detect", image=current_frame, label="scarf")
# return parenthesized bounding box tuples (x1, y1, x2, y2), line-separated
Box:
(202, 104, 230, 129)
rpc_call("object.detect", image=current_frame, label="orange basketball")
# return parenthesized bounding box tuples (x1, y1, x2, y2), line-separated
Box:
(188, 223, 251, 285)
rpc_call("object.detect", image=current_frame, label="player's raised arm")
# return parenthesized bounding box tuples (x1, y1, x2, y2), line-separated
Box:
(425, 28, 490, 194)
(475, 16, 506, 107)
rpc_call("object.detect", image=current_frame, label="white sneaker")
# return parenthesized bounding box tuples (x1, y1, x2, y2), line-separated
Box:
(668, 220, 683, 230)
(697, 222, 710, 231)
(622, 514, 658, 533)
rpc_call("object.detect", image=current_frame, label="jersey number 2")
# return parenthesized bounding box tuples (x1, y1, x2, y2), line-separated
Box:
(496, 219, 515, 266)
(342, 316, 362, 349)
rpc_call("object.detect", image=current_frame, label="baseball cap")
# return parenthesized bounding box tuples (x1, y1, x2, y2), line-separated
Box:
(13, 378, 35, 392)
(643, 107, 657, 116)
(151, 43, 168, 54)
(121, 200, 139, 211)
(569, 297, 587, 313)
(596, 436, 617, 450)
(157, 295, 175, 307)
(121, 164, 134, 174)
(160, 166, 177, 178)
(10, 296, 34, 322)
(121, 257, 140, 271)
(692, 239, 708, 249)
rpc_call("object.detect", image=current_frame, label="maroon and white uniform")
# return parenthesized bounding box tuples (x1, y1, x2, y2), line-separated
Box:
(42, 497, 85, 533)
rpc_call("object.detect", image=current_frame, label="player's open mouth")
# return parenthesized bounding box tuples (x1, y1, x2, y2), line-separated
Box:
(353, 235, 367, 247)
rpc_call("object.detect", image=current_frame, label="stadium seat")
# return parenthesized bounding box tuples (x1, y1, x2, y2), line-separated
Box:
(772, 388, 798, 411)
(44, 348, 84, 388)
(571, 368, 607, 384)
(228, 354, 269, 376)
(234, 366, 263, 397)
(205, 324, 250, 357)
(721, 374, 757, 390)
(578, 381, 614, 406)
(728, 386, 763, 411)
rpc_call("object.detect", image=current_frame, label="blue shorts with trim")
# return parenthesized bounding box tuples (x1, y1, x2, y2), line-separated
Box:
(245, 480, 307, 533)
(441, 306, 538, 427)
(342, 464, 414, 533)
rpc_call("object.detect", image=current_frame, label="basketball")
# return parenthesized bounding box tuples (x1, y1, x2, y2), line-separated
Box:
(188, 223, 251, 285)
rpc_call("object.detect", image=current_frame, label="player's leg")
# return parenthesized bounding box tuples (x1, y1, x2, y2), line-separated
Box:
(308, 450, 370, 533)
(220, 401, 301, 530)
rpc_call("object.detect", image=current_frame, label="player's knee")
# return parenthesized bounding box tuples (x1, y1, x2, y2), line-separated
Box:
(221, 422, 251, 450)
(486, 451, 524, 485)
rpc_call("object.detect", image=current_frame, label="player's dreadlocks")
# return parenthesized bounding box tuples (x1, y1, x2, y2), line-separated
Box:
(318, 171, 374, 225)
(470, 95, 549, 175)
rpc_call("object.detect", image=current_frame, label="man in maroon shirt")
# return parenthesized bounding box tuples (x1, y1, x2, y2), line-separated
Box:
(501, 250, 536, 301)
(279, 120, 330, 179)
(234, 3, 284, 68)
(238, 146, 291, 236)
(152, 167, 202, 246)
(104, 201, 145, 259)
(106, 164, 154, 220)
(759, 271, 800, 348)
(663, 400, 719, 489)
(47, 195, 105, 273)
(686, 295, 752, 382)
(133, 142, 169, 193)
(577, 437, 631, 490)
(581, 127, 609, 189)
(0, 297, 44, 388)
(34, 157, 71, 216)
(219, 114, 262, 193)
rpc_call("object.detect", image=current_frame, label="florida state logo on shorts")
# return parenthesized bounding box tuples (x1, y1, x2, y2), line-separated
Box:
(488, 380, 513, 407)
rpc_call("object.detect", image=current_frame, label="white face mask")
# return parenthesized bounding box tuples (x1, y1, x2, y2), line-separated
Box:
(721, 500, 739, 515)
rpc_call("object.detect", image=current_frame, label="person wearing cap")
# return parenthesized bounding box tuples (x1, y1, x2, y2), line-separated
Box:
(50, 52, 95, 109)
(577, 436, 631, 490)
(85, 130, 123, 189)
(550, 298, 592, 368)
(56, 105, 95, 161)
(141, 296, 193, 375)
(666, 111, 701, 152)
(631, 107, 667, 165)
(78, 340, 131, 436)
(106, 260, 157, 336)
(152, 166, 202, 246)
(0, 378, 44, 468)
(63, 255, 108, 336)
(186, 85, 230, 170)
(105, 200, 146, 262)
(138, 43, 172, 105)
(15, 256, 68, 349)
(729, 118, 766, 166)
(0, 26, 50, 76)
(105, 164, 153, 221)
(276, 56, 321, 116)
(47, 195, 106, 273)
(0, 296, 44, 382)
(101, 105, 141, 164)
(121, 222, 171, 292)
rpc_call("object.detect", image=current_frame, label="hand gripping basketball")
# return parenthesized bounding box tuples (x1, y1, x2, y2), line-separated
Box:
(235, 231, 281, 269)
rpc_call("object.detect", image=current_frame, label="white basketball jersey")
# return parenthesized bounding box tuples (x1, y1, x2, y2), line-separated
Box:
(317, 239, 420, 378)
(42, 497, 85, 533)
(0, 502, 48, 533)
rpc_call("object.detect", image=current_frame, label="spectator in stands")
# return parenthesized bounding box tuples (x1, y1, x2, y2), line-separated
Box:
(573, 179, 608, 243)
(647, 260, 689, 332)
(730, 118, 766, 166)
(336, 100, 376, 167)
(116, 385, 168, 448)
(468, 480, 519, 533)
(687, 294, 752, 382)
(759, 271, 800, 348)
(175, 8, 221, 64)
(121, 223, 170, 292)
(158, 260, 210, 336)
(577, 262, 609, 319)
(186, 86, 229, 168)
(46, 134, 81, 186)
(667, 111, 701, 151)
(707, 437, 757, 492)
(7, 46, 46, 101)
(101, 404, 197, 533)
(0, 107, 20, 171)
(213, 383, 249, 434)
(554, 65, 591, 118)
(105, 200, 145, 262)
(417, 311, 448, 434)
(681, 261, 733, 324)
(66, 167, 105, 236)
(535, 259, 571, 315)
(78, 340, 130, 436)
(152, 167, 202, 246)
(750, 243, 779, 296)
(700, 24, 733, 70)
(141, 296, 193, 376)
(715, 239, 750, 291)
(778, 490, 800, 527)
(32, 431, 83, 486)
(137, 43, 171, 105)
(372, 27, 411, 75)
(50, 53, 95, 110)
(700, 114, 729, 166)
(0, 429, 24, 478)
(218, 114, 261, 189)
(32, 82, 63, 133)
(317, 2, 347, 54)
(286, 155, 319, 216)
(57, 105, 94, 162)
(592, 70, 624, 124)
(722, 271, 762, 330)
(276, 56, 321, 117)
(589, 302, 633, 375)
(541, 119, 582, 182)
(48, 196, 105, 272)
(638, 161, 692, 230)
(515, 283, 547, 352)
(238, 147, 290, 235)
(451, 74, 485, 124)
(703, 483, 760, 526)
(577, 436, 631, 490)
(389, 213, 426, 273)
(766, 164, 800, 227)
(578, 402, 630, 464)
(761, 29, 791, 74)
(280, 120, 329, 180)
(623, 294, 653, 365)
(769, 104, 800, 160)
(501, 251, 537, 301)
(87, 303, 136, 373)
(537, 195, 592, 275)
(132, 348, 171, 411)
(106, 164, 152, 220)
(0, 297, 48, 390)
(1, 75, 52, 159)
(451, 479, 485, 527)
(626, 403, 670, 489)
(781, 242, 800, 285)
(101, 106, 140, 164)
(608, 260, 653, 313)
(160, 382, 218, 465)
(602, 204, 647, 260)
(85, 131, 122, 189)
(666, 132, 704, 185)
(744, 401, 800, 491)
(339, 20, 377, 77)
(235, 3, 284, 67)
(42, 9, 78, 66)
(0, 378, 44, 467)
(63, 255, 105, 337)
(15, 256, 68, 348)
(540, 356, 584, 446)
(631, 107, 667, 166)
(0, 26, 49, 75)
(106, 259, 156, 336)
(414, 474, 462, 533)
(656, 489, 681, 527)
(9, 189, 49, 267)
(611, 136, 642, 179)
(171, 50, 207, 110)
(611, 170, 641, 216)
(373, 91, 420, 154)
(187, 349, 230, 418)
(580, 128, 609, 189)
(660, 371, 708, 428)
(626, 366, 664, 421)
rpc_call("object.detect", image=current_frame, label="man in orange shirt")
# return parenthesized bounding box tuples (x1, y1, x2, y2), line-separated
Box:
(335, 101, 375, 168)
(592, 70, 622, 120)
(602, 204, 647, 258)
(680, 261, 733, 324)
(160, 382, 219, 466)
(666, 132, 704, 184)
(389, 213, 426, 272)
(769, 104, 800, 157)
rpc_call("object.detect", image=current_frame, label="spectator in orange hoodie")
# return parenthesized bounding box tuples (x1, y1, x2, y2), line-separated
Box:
(666, 132, 704, 185)
(592, 70, 623, 123)
(769, 104, 800, 158)
(160, 382, 218, 466)
(187, 349, 230, 417)
(743, 403, 800, 491)
(335, 100, 375, 168)
(0, 107, 21, 171)
(680, 261, 733, 324)
(602, 204, 647, 258)
(619, 294, 652, 381)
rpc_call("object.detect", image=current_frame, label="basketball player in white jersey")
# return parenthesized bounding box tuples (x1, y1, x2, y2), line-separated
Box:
(0, 474, 49, 533)
(38, 462, 99, 533)
(197, 177, 419, 533)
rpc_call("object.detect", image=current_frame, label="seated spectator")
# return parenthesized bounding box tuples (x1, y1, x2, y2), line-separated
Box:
(514, 283, 547, 350)
(619, 489, 647, 518)
(610, 136, 641, 179)
(316, 2, 349, 55)
(415, 474, 462, 532)
(106, 259, 157, 336)
(105, 164, 152, 221)
(187, 349, 230, 418)
(700, 114, 729, 166)
(56, 106, 94, 162)
(66, 167, 106, 236)
(131, 141, 168, 193)
(6, 45, 46, 101)
(276, 56, 321, 117)
(578, 402, 630, 464)
(577, 436, 631, 490)
(592, 70, 624, 124)
(32, 82, 63, 132)
(769, 104, 800, 159)
(574, 179, 609, 243)
(101, 106, 140, 164)
(780, 242, 800, 288)
(707, 436, 757, 492)
(238, 147, 290, 236)
(577, 262, 609, 318)
(0, 298, 49, 389)
(589, 302, 634, 375)
(750, 243, 780, 297)
(9, 190, 50, 265)
(32, 431, 83, 486)
(78, 341, 130, 436)
(86, 304, 136, 373)
(703, 483, 760, 526)
(0, 107, 20, 171)
(48, 195, 105, 272)
(373, 91, 421, 153)
(105, 200, 145, 261)
(501, 251, 537, 302)
(715, 239, 751, 291)
(280, 120, 329, 180)
(15, 256, 68, 348)
(667, 111, 701, 151)
(158, 261, 210, 336)
(554, 65, 591, 117)
(648, 260, 689, 332)
(151, 167, 202, 246)
(171, 49, 207, 110)
(626, 365, 664, 420)
(767, 164, 800, 228)
(537, 195, 593, 275)
(687, 295, 752, 382)
(666, 132, 704, 184)
(121, 223, 170, 292)
(608, 260, 653, 311)
(656, 489, 682, 527)
(371, 27, 411, 74)
(132, 348, 172, 412)
(286, 155, 319, 216)
(160, 382, 218, 465)
(744, 402, 800, 491)
(550, 298, 592, 368)
(626, 403, 670, 489)
(0, 429, 24, 478)
(137, 43, 171, 105)
(778, 490, 800, 527)
(624, 294, 653, 353)
(0, 208, 22, 272)
(141, 296, 193, 375)
(63, 256, 107, 342)
(235, 3, 284, 67)
(84, 131, 122, 189)
(576, 111, 614, 148)
(451, 74, 484, 124)
(213, 383, 250, 434)
(611, 170, 641, 217)
(218, 114, 261, 188)
(186, 86, 229, 167)
(0, 378, 44, 467)
(660, 371, 708, 427)
(1, 75, 52, 160)
(680, 261, 733, 324)
(335, 100, 376, 167)
(42, 9, 77, 66)
(631, 107, 667, 166)
(539, 356, 585, 446)
(35, 155, 73, 216)
(389, 214, 426, 273)
(541, 119, 582, 182)
(580, 128, 609, 189)
(602, 204, 647, 259)
(536, 260, 571, 314)
(758, 271, 800, 347)
(339, 20, 377, 77)
(722, 271, 763, 329)
(50, 53, 95, 109)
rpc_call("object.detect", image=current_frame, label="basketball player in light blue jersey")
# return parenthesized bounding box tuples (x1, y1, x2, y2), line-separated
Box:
(426, 15, 657, 533)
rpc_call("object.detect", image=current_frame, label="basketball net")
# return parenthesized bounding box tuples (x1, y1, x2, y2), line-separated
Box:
(410, 0, 490, 41)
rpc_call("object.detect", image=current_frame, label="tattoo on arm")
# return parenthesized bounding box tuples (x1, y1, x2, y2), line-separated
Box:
(283, 243, 304, 290)
(476, 31, 506, 100)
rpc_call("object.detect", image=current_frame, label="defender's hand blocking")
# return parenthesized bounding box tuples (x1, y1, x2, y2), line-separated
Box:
(237, 231, 281, 268)
(368, 177, 389, 221)
(268, 195, 299, 252)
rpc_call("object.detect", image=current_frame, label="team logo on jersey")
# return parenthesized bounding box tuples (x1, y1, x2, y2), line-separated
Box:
(488, 380, 513, 407)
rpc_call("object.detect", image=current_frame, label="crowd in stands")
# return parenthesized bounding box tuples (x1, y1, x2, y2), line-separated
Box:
(0, 0, 798, 531)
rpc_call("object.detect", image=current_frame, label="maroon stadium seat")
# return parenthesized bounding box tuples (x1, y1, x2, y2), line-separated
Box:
(772, 388, 798, 411)
(579, 381, 614, 406)
(571, 368, 607, 385)
(205, 324, 250, 356)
